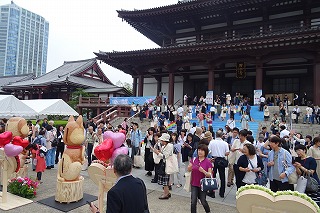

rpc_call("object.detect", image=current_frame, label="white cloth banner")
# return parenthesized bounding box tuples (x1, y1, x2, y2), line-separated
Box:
(254, 90, 263, 105)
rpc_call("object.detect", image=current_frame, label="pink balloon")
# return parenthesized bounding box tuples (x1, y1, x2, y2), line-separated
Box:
(111, 147, 129, 163)
(103, 131, 113, 140)
(4, 143, 23, 157)
(103, 131, 126, 149)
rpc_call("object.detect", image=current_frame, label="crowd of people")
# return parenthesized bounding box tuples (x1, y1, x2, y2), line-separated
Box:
(5, 95, 319, 212)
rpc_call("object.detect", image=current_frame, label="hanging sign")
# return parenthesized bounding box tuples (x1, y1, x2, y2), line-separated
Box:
(236, 62, 246, 79)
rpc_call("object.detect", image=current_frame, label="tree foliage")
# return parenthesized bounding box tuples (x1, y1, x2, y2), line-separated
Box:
(68, 88, 91, 111)
(115, 80, 133, 95)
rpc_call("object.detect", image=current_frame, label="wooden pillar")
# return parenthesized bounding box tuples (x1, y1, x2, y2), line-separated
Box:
(314, 56, 320, 105)
(38, 89, 42, 99)
(304, 0, 311, 28)
(156, 77, 162, 96)
(256, 58, 263, 90)
(208, 65, 215, 91)
(132, 77, 137, 97)
(138, 75, 144, 97)
(168, 71, 174, 105)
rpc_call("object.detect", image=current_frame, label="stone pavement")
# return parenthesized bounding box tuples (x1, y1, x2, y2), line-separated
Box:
(4, 163, 239, 213)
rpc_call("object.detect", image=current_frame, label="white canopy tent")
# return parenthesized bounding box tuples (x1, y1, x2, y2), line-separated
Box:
(0, 95, 38, 117)
(21, 99, 79, 116)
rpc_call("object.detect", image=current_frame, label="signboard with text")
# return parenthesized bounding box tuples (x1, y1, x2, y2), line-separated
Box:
(206, 91, 214, 105)
(254, 90, 263, 105)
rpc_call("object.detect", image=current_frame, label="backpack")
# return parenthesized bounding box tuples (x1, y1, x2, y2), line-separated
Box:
(131, 129, 141, 138)
(33, 136, 41, 145)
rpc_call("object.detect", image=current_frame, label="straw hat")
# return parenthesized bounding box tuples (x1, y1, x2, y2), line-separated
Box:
(203, 131, 212, 140)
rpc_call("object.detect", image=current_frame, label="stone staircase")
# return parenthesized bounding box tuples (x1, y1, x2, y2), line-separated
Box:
(110, 105, 319, 139)
(188, 106, 263, 137)
(258, 106, 320, 138)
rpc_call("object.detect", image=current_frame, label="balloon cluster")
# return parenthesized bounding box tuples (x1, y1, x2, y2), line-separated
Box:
(0, 131, 29, 157)
(94, 130, 128, 164)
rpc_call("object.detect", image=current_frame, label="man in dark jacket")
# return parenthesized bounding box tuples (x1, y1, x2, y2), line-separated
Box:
(89, 154, 149, 213)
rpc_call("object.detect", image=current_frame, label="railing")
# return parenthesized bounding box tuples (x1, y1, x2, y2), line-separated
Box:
(105, 110, 119, 123)
(78, 97, 108, 106)
(93, 106, 117, 123)
(93, 105, 132, 123)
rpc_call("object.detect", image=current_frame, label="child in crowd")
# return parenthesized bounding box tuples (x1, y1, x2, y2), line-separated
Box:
(125, 139, 132, 158)
(28, 143, 46, 184)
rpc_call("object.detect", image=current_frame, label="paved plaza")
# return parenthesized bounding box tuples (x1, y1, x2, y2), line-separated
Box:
(4, 163, 238, 213)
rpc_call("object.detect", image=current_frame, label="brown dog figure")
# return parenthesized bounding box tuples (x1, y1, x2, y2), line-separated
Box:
(57, 115, 85, 182)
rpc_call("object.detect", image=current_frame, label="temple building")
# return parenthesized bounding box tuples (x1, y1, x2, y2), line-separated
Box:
(1, 58, 130, 101)
(96, 0, 320, 105)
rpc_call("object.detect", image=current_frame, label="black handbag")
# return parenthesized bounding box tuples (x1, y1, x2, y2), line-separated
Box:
(51, 138, 59, 147)
(216, 157, 228, 168)
(157, 159, 166, 176)
(306, 173, 318, 192)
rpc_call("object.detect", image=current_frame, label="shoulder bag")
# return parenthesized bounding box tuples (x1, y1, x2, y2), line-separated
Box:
(184, 171, 191, 192)
(134, 149, 145, 168)
(184, 158, 194, 193)
(305, 172, 318, 193)
(296, 175, 307, 193)
(282, 151, 298, 184)
(165, 154, 179, 174)
(248, 158, 268, 186)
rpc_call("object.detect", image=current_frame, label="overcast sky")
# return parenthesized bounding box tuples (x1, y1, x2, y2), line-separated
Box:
(2, 0, 178, 84)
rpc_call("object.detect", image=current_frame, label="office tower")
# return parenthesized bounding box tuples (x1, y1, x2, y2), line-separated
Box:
(0, 1, 49, 76)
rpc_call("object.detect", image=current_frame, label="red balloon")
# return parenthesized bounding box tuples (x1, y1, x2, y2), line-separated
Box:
(94, 138, 114, 162)
(0, 131, 12, 147)
(12, 136, 29, 149)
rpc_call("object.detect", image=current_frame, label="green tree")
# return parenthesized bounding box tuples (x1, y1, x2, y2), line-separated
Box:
(115, 80, 133, 95)
(68, 88, 91, 111)
(123, 82, 133, 94)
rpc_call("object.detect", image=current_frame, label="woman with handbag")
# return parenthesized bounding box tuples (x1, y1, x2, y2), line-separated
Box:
(294, 144, 320, 186)
(234, 143, 264, 188)
(170, 133, 183, 188)
(152, 133, 173, 199)
(220, 103, 228, 121)
(188, 144, 212, 213)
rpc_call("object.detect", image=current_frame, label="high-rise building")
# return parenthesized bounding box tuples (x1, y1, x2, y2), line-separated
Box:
(0, 1, 49, 77)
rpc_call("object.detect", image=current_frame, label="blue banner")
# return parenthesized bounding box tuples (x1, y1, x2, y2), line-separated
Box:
(109, 96, 156, 105)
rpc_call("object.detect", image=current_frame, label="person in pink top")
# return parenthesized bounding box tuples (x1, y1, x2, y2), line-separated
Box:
(188, 144, 213, 213)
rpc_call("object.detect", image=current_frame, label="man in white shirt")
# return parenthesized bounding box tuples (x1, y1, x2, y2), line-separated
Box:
(279, 125, 290, 138)
(184, 94, 188, 105)
(292, 105, 300, 124)
(226, 117, 236, 129)
(208, 130, 229, 198)
(177, 105, 184, 117)
(303, 105, 313, 124)
(188, 122, 197, 135)
(210, 105, 217, 121)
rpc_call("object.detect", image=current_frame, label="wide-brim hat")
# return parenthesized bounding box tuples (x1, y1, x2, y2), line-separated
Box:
(203, 131, 212, 140)
(159, 133, 170, 142)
